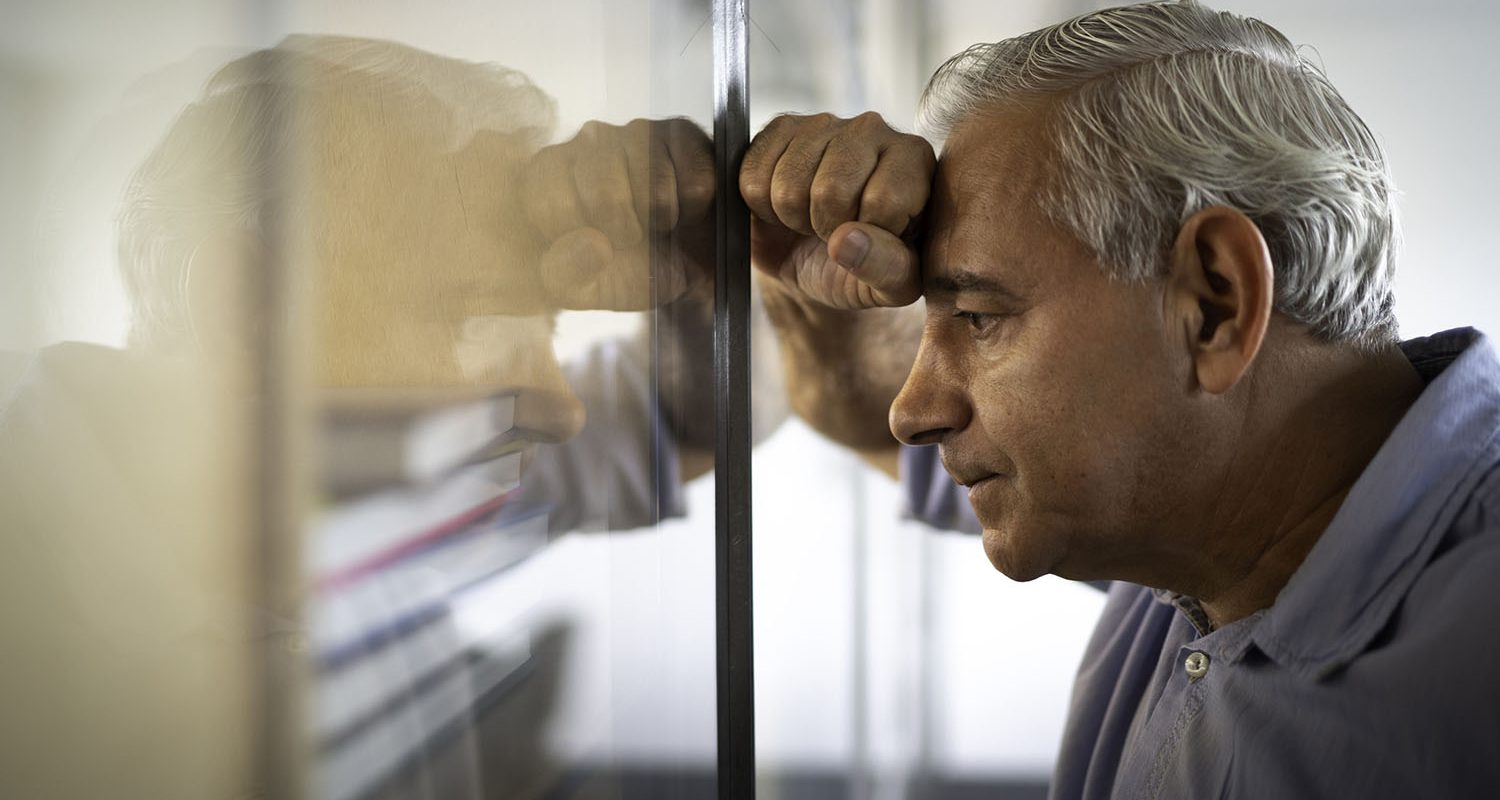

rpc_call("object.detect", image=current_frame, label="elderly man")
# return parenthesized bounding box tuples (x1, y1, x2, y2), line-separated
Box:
(744, 1, 1500, 797)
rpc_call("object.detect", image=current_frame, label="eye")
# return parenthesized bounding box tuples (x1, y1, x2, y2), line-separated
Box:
(952, 309, 1001, 337)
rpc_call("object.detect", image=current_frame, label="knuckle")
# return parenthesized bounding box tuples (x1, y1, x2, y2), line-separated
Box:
(682, 175, 715, 209)
(739, 173, 768, 202)
(888, 134, 936, 165)
(896, 134, 937, 162)
(530, 145, 566, 173)
(862, 186, 909, 220)
(770, 183, 807, 213)
(742, 140, 773, 172)
(809, 179, 849, 208)
(762, 114, 795, 134)
(663, 116, 695, 135)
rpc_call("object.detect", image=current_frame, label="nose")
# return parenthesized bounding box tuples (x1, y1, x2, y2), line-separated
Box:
(889, 330, 971, 446)
(457, 315, 587, 444)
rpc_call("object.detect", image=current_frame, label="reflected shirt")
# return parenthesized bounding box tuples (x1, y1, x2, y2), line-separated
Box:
(519, 337, 687, 535)
(901, 327, 1500, 799)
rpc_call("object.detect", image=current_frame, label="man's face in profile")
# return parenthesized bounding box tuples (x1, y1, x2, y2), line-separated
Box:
(896, 107, 1202, 584)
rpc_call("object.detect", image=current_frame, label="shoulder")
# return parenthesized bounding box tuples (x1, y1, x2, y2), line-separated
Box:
(1344, 516, 1500, 792)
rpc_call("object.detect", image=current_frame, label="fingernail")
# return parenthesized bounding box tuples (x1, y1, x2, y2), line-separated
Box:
(835, 229, 870, 269)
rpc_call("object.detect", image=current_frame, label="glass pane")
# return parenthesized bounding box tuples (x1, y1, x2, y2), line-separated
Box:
(2, 0, 721, 797)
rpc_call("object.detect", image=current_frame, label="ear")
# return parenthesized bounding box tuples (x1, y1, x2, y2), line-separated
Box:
(1166, 206, 1274, 394)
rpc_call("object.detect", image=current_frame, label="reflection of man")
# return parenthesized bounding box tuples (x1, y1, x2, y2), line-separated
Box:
(748, 1, 1500, 797)
(0, 35, 723, 800)
(119, 35, 714, 423)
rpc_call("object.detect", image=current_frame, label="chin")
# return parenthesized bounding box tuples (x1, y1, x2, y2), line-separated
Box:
(981, 527, 1054, 582)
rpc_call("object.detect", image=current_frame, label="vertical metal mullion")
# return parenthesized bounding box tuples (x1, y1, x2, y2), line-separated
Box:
(252, 39, 310, 800)
(712, 0, 754, 798)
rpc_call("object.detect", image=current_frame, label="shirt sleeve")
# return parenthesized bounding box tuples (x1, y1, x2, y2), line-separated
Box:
(514, 337, 688, 535)
(900, 443, 982, 535)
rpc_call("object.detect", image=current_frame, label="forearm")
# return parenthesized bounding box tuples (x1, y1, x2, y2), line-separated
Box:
(758, 273, 920, 454)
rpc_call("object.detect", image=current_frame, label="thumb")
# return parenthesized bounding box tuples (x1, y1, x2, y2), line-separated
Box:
(828, 221, 921, 307)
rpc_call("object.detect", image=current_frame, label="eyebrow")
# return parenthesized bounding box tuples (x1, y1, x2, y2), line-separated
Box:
(925, 269, 1022, 300)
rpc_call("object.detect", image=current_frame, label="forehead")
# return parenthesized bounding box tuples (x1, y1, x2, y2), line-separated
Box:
(924, 107, 1097, 291)
(939, 108, 1051, 205)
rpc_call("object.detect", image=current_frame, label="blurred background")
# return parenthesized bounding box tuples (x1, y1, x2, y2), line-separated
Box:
(2, 0, 1496, 798)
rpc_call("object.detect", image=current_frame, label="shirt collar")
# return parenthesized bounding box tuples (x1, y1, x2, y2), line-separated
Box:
(1246, 327, 1500, 679)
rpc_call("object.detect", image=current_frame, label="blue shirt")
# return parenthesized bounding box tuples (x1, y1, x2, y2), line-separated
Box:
(903, 328, 1500, 799)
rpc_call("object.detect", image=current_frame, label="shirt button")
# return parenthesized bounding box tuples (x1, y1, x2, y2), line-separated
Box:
(1184, 651, 1211, 681)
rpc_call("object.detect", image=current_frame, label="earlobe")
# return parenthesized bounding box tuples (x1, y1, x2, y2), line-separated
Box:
(1167, 206, 1274, 395)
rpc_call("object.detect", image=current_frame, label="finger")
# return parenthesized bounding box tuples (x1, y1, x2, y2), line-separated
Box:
(829, 221, 921, 307)
(621, 121, 673, 233)
(808, 137, 877, 241)
(858, 138, 936, 236)
(741, 116, 795, 225)
(523, 146, 587, 240)
(664, 119, 715, 227)
(768, 128, 833, 235)
(574, 146, 645, 247)
(631, 127, 680, 233)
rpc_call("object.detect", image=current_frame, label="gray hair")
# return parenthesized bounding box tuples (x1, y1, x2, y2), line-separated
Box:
(917, 0, 1399, 345)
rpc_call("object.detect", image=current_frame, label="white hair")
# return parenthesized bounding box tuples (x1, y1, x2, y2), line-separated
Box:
(918, 0, 1399, 345)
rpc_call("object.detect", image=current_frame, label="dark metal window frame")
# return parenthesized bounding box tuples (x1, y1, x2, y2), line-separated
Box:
(712, 0, 755, 797)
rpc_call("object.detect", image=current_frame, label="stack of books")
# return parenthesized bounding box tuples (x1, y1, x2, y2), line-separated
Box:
(307, 389, 549, 800)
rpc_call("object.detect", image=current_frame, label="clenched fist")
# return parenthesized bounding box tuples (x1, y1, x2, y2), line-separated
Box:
(740, 112, 934, 309)
(521, 117, 716, 310)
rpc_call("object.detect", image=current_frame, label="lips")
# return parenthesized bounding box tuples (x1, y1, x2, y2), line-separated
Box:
(941, 457, 1000, 490)
(941, 450, 1007, 507)
(952, 472, 995, 488)
(965, 474, 1001, 502)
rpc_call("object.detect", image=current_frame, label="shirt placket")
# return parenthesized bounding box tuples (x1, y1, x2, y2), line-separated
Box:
(1112, 641, 1215, 798)
(1115, 601, 1264, 799)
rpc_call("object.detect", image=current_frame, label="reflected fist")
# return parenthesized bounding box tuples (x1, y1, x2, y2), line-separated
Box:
(520, 117, 715, 310)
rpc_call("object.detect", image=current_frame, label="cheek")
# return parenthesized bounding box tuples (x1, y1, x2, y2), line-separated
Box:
(965, 346, 1092, 510)
(967, 312, 1170, 516)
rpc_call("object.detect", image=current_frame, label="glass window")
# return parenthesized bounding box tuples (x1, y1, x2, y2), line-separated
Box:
(2, 1, 723, 797)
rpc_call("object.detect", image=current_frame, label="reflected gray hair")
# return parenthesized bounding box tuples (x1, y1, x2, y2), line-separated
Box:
(118, 36, 556, 353)
(918, 0, 1399, 345)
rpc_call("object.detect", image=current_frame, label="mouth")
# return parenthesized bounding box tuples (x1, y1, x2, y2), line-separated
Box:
(964, 474, 1001, 502)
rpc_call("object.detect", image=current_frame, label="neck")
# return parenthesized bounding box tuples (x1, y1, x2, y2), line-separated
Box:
(1190, 338, 1424, 628)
